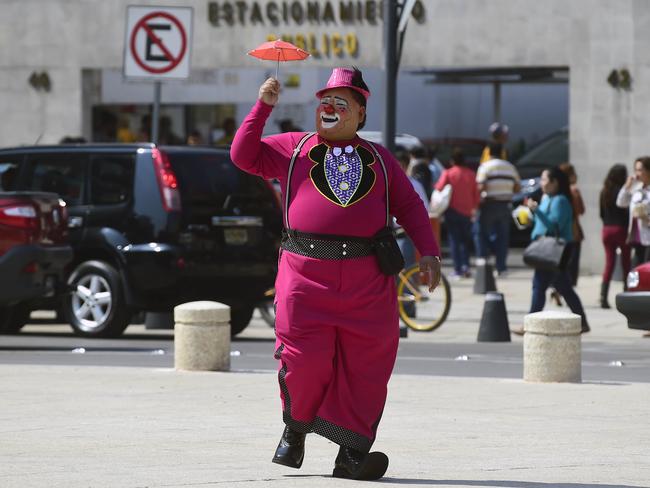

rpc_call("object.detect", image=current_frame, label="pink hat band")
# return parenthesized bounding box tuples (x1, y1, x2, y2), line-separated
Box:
(315, 67, 370, 101)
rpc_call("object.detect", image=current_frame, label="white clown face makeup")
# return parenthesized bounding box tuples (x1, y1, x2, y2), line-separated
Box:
(315, 88, 365, 141)
(319, 96, 348, 129)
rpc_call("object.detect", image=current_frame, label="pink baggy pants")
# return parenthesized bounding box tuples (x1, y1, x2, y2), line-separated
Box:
(273, 250, 399, 453)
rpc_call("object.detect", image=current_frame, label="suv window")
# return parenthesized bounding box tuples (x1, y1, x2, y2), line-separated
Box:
(165, 151, 276, 216)
(23, 153, 86, 205)
(90, 154, 135, 205)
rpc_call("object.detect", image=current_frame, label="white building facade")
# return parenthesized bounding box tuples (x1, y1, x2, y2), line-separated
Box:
(1, 0, 648, 272)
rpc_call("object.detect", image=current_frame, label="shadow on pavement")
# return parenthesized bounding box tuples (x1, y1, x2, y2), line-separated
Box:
(233, 336, 275, 343)
(380, 480, 647, 488)
(0, 346, 168, 353)
(17, 331, 174, 341)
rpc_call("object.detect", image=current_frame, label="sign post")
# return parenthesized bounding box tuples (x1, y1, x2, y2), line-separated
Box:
(123, 6, 193, 143)
(151, 81, 162, 143)
(383, 0, 397, 154)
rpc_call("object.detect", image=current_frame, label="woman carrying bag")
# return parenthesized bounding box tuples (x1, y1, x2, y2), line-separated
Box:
(616, 156, 650, 266)
(434, 149, 479, 278)
(513, 167, 590, 335)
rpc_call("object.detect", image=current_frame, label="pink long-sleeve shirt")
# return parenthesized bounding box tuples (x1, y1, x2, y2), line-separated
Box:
(230, 100, 439, 257)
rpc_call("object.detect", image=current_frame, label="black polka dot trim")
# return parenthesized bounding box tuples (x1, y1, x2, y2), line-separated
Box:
(278, 359, 312, 434)
(312, 416, 372, 453)
(275, 345, 374, 452)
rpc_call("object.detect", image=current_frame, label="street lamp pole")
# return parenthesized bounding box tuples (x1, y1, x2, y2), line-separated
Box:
(383, 0, 398, 154)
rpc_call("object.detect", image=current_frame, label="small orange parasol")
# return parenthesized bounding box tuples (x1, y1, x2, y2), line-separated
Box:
(248, 40, 310, 78)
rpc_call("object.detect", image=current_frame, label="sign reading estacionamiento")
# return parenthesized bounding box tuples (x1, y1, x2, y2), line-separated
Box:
(208, 1, 425, 25)
(208, 0, 426, 59)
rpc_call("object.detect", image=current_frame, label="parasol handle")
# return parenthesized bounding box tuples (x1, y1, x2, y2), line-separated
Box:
(275, 50, 280, 79)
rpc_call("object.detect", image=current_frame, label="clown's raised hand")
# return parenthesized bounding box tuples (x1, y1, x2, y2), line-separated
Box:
(258, 78, 280, 106)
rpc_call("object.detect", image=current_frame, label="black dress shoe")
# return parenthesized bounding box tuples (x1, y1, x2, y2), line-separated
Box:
(332, 446, 389, 481)
(272, 426, 305, 469)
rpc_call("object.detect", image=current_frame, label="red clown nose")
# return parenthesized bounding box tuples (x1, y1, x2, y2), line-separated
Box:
(323, 104, 335, 114)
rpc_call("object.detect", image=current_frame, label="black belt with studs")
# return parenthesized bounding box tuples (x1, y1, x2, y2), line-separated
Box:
(281, 229, 375, 260)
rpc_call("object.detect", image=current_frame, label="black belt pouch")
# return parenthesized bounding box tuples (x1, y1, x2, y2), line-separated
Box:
(372, 227, 405, 275)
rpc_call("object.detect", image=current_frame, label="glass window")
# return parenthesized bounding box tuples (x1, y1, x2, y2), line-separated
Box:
(23, 153, 87, 205)
(0, 155, 23, 191)
(90, 154, 135, 205)
(165, 150, 276, 217)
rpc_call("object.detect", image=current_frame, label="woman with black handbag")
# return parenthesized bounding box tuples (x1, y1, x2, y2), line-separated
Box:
(513, 167, 590, 335)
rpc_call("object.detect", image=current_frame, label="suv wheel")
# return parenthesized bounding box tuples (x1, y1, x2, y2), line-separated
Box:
(65, 260, 131, 338)
(230, 304, 255, 336)
(0, 303, 31, 334)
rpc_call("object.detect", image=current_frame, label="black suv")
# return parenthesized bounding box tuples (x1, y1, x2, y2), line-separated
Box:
(0, 144, 282, 337)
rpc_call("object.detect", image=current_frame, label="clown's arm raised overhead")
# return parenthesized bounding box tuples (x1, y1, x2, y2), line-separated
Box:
(230, 78, 304, 180)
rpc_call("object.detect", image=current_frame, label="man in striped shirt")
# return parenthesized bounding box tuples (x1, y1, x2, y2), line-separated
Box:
(475, 142, 521, 275)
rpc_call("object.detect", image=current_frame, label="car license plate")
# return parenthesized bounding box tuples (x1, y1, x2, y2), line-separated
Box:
(224, 228, 248, 245)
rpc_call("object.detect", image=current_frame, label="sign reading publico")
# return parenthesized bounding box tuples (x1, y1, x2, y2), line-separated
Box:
(124, 6, 193, 79)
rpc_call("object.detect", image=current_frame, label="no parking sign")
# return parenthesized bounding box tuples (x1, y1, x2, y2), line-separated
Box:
(124, 6, 193, 79)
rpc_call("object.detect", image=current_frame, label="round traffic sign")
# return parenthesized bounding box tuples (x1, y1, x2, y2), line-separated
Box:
(129, 11, 187, 74)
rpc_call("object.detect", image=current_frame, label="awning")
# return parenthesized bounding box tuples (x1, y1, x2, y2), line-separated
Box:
(408, 66, 569, 84)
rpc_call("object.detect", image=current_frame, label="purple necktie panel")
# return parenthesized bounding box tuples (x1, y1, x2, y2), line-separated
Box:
(324, 145, 362, 206)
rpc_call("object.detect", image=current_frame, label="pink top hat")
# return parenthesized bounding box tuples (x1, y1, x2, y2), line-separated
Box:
(315, 67, 370, 101)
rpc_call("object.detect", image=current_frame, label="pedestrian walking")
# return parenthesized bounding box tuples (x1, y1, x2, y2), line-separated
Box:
(513, 167, 590, 335)
(435, 149, 480, 278)
(475, 141, 521, 275)
(479, 122, 509, 164)
(186, 129, 203, 146)
(616, 156, 650, 266)
(408, 146, 433, 200)
(396, 151, 429, 269)
(230, 67, 441, 481)
(427, 145, 445, 186)
(215, 117, 237, 145)
(599, 164, 631, 308)
(559, 163, 585, 286)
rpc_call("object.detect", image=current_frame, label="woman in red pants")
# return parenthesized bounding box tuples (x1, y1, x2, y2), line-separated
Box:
(600, 164, 630, 308)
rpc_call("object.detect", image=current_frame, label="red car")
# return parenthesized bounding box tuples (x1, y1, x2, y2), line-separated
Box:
(0, 191, 72, 333)
(616, 262, 650, 331)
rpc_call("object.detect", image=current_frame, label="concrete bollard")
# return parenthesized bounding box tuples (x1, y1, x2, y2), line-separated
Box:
(174, 301, 231, 372)
(523, 311, 581, 383)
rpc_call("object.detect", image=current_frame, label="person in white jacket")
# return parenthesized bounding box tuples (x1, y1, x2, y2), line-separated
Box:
(616, 156, 650, 266)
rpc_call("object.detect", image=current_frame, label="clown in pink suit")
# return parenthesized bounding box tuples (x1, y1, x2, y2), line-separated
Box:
(230, 67, 441, 480)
